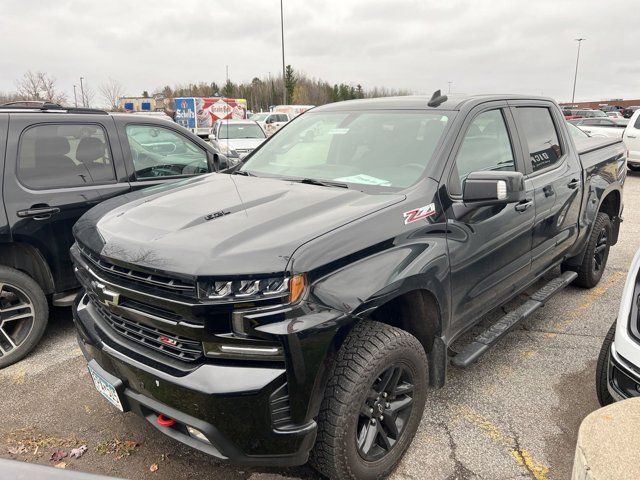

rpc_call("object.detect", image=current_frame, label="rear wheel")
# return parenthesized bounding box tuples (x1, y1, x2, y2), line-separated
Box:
(0, 266, 48, 368)
(310, 320, 427, 480)
(628, 165, 640, 172)
(572, 212, 611, 288)
(596, 322, 616, 406)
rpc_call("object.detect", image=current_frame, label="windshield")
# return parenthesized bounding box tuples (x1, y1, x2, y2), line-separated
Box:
(240, 110, 452, 191)
(217, 123, 266, 139)
(250, 113, 269, 121)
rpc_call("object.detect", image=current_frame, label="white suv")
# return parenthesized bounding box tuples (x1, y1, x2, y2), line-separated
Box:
(623, 110, 640, 171)
(596, 249, 640, 405)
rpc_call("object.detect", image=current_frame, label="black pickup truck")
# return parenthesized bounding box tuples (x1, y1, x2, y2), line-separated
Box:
(71, 93, 625, 480)
(0, 103, 230, 368)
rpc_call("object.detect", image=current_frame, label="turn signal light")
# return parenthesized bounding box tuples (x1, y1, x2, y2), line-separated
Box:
(289, 274, 306, 303)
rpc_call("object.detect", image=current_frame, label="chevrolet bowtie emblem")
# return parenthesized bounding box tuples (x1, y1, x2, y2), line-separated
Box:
(92, 281, 120, 307)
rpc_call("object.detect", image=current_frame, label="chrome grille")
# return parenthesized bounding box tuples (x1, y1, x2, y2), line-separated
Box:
(93, 301, 203, 362)
(78, 244, 196, 297)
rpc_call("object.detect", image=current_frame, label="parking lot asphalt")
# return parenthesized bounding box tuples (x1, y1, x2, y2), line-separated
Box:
(1, 172, 639, 480)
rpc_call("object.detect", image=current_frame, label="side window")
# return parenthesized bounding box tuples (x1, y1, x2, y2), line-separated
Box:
(635, 115, 640, 130)
(451, 109, 515, 195)
(278, 114, 288, 122)
(18, 123, 115, 189)
(516, 107, 562, 173)
(125, 124, 209, 179)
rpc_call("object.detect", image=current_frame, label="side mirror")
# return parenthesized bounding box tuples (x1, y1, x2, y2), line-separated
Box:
(213, 153, 230, 172)
(208, 133, 216, 140)
(266, 118, 273, 124)
(462, 171, 525, 206)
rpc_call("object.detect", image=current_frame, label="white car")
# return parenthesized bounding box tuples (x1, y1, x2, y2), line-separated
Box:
(250, 112, 290, 136)
(209, 119, 267, 160)
(570, 117, 625, 139)
(623, 109, 640, 171)
(606, 111, 624, 119)
(597, 249, 640, 405)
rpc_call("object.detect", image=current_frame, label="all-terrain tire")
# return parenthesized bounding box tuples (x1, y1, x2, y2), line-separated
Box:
(596, 321, 616, 407)
(310, 320, 428, 480)
(0, 266, 48, 368)
(573, 212, 612, 288)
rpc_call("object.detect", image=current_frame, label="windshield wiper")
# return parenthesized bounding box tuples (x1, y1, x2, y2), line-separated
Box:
(233, 170, 254, 176)
(287, 177, 349, 189)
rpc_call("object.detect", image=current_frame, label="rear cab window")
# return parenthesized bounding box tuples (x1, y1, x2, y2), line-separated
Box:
(17, 123, 116, 188)
(515, 107, 563, 173)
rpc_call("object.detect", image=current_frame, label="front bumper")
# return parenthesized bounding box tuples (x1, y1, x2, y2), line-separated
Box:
(607, 343, 640, 402)
(73, 294, 317, 466)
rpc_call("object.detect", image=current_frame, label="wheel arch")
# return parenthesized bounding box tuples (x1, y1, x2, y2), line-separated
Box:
(0, 242, 55, 295)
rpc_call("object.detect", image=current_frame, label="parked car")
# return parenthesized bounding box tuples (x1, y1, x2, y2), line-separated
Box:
(596, 248, 640, 406)
(208, 119, 266, 160)
(623, 109, 640, 171)
(600, 105, 624, 113)
(0, 103, 230, 368)
(71, 93, 624, 480)
(569, 117, 625, 138)
(623, 106, 640, 119)
(572, 109, 608, 119)
(606, 111, 624, 119)
(250, 111, 290, 136)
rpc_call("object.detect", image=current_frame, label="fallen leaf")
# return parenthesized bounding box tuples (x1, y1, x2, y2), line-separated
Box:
(50, 450, 67, 462)
(7, 445, 28, 455)
(150, 463, 159, 473)
(54, 462, 67, 469)
(70, 445, 88, 459)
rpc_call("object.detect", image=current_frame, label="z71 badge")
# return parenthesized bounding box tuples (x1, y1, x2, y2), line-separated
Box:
(403, 203, 436, 224)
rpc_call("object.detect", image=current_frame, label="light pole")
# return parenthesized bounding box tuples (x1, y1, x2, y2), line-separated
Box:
(447, 81, 452, 94)
(73, 85, 78, 107)
(79, 76, 86, 107)
(571, 38, 586, 104)
(280, 0, 286, 105)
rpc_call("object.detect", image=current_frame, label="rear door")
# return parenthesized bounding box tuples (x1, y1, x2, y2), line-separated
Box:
(509, 102, 583, 277)
(115, 119, 214, 191)
(3, 114, 126, 292)
(443, 103, 536, 328)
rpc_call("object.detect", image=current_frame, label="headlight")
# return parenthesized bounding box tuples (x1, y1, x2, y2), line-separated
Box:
(198, 274, 305, 304)
(218, 143, 239, 158)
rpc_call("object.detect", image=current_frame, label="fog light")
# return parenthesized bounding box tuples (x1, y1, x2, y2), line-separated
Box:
(187, 426, 210, 444)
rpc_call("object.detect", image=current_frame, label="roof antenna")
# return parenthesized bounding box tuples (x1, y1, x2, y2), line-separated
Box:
(428, 89, 448, 107)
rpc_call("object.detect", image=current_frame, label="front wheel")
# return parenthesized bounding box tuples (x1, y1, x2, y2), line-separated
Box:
(628, 165, 640, 172)
(310, 320, 428, 480)
(0, 266, 49, 368)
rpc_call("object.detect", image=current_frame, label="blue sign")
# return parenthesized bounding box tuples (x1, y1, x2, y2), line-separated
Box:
(174, 97, 196, 129)
(141, 102, 151, 111)
(124, 102, 134, 111)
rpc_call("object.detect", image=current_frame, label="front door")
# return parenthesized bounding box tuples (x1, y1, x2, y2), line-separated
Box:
(4, 115, 123, 292)
(442, 104, 535, 332)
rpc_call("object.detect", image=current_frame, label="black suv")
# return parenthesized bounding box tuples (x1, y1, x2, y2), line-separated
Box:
(0, 103, 229, 367)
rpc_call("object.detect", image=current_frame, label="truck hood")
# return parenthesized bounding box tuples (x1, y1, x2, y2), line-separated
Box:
(74, 174, 405, 277)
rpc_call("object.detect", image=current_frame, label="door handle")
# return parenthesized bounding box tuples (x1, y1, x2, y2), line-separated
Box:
(17, 206, 61, 219)
(627, 135, 637, 138)
(515, 199, 533, 212)
(567, 178, 580, 189)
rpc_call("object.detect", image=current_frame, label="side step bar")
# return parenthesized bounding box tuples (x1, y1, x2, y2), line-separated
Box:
(451, 270, 577, 368)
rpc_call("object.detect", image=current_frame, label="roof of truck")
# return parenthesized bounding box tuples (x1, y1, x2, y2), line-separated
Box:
(313, 94, 555, 112)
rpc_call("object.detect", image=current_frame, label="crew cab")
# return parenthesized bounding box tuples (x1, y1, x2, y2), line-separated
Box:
(0, 103, 229, 368)
(71, 93, 625, 480)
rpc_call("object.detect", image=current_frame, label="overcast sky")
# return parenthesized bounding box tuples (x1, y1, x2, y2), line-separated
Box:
(1, 0, 638, 105)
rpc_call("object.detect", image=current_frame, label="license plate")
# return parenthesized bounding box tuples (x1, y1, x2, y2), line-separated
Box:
(88, 365, 123, 412)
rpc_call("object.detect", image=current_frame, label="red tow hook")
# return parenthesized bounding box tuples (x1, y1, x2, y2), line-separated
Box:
(157, 414, 176, 427)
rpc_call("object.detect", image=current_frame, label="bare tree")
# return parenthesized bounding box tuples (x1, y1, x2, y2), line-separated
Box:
(15, 70, 67, 104)
(99, 78, 125, 110)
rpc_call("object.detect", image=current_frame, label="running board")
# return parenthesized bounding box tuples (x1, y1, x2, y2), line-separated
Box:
(451, 271, 577, 368)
